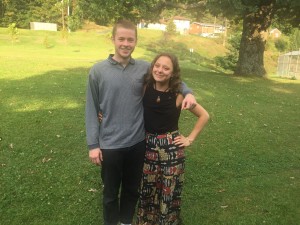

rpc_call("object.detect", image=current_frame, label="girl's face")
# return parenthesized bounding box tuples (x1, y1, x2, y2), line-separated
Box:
(152, 56, 173, 85)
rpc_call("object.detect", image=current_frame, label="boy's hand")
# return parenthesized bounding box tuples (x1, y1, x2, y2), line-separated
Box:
(181, 93, 196, 110)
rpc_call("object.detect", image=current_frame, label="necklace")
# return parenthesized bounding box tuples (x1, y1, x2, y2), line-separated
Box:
(154, 83, 169, 103)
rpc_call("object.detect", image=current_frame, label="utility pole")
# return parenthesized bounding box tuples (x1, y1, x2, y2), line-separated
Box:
(213, 16, 216, 34)
(61, 0, 71, 32)
(67, 0, 70, 32)
(223, 18, 227, 47)
(61, 0, 65, 31)
(67, 0, 70, 17)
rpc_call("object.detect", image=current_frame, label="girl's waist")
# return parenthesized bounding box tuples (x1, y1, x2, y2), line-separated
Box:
(146, 130, 180, 139)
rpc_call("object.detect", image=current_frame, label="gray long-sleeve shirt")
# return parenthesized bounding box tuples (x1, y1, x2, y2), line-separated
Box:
(86, 55, 148, 149)
(85, 54, 192, 150)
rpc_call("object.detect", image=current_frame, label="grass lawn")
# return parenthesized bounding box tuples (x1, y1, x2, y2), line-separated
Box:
(0, 28, 299, 225)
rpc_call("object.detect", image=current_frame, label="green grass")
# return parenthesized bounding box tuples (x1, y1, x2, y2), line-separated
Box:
(0, 27, 299, 225)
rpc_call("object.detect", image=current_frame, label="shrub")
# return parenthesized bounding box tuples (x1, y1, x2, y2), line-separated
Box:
(274, 38, 289, 52)
(215, 32, 241, 71)
(165, 20, 177, 36)
(289, 29, 300, 51)
(8, 23, 19, 43)
(68, 6, 83, 31)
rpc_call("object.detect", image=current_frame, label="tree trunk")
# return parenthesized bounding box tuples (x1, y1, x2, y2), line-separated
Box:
(235, 2, 275, 76)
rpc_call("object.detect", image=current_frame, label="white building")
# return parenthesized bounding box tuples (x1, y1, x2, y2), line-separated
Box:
(172, 16, 190, 35)
(138, 16, 191, 35)
(30, 22, 57, 31)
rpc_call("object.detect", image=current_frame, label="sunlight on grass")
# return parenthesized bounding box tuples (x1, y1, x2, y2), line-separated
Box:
(271, 77, 300, 84)
(12, 100, 81, 112)
(271, 87, 294, 94)
(232, 76, 259, 83)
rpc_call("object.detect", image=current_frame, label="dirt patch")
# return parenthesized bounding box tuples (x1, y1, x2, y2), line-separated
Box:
(79, 21, 111, 33)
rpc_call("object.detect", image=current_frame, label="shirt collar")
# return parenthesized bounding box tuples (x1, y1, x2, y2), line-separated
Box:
(108, 54, 135, 65)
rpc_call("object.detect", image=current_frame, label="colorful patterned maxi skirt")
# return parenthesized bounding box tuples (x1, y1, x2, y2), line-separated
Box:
(136, 131, 185, 225)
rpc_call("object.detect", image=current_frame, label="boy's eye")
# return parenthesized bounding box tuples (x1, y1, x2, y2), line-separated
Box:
(117, 37, 135, 42)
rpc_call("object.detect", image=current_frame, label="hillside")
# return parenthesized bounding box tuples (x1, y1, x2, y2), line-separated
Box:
(0, 26, 279, 75)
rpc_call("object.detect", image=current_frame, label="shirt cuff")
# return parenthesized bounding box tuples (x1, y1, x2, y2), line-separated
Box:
(88, 143, 100, 150)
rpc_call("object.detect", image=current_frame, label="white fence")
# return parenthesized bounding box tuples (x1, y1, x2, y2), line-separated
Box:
(30, 22, 57, 31)
(277, 51, 300, 79)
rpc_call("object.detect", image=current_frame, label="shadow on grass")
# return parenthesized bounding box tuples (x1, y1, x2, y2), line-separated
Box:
(0, 67, 103, 225)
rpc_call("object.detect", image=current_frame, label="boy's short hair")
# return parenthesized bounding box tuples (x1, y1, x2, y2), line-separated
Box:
(112, 19, 137, 39)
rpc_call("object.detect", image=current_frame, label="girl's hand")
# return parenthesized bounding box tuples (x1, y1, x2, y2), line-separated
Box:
(174, 135, 193, 147)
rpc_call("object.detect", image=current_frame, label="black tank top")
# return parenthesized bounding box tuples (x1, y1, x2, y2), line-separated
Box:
(143, 85, 181, 134)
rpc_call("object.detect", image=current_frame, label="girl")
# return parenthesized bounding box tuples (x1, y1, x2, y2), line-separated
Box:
(136, 53, 209, 225)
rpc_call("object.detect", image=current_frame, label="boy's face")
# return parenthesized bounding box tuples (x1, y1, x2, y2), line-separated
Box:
(112, 27, 137, 62)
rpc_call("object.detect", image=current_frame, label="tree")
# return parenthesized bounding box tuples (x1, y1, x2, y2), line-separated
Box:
(68, 4, 83, 31)
(1, 0, 299, 76)
(8, 22, 19, 43)
(0, 0, 32, 28)
(289, 28, 300, 51)
(0, 0, 61, 29)
(166, 20, 177, 35)
(206, 0, 300, 76)
(128, 0, 299, 77)
(274, 38, 289, 52)
(215, 30, 242, 71)
(55, 0, 69, 31)
(30, 0, 61, 26)
(78, 0, 157, 25)
(0, 1, 5, 19)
